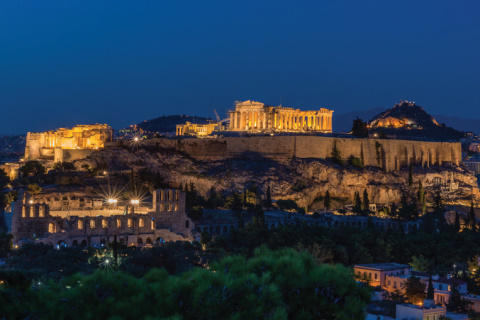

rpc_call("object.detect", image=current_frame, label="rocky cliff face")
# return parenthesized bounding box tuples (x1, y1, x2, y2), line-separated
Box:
(81, 146, 479, 210)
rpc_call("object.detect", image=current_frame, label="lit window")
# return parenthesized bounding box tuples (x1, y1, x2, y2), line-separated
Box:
(139, 219, 144, 227)
(90, 220, 95, 228)
(102, 220, 107, 228)
(78, 220, 83, 229)
(151, 220, 155, 230)
(174, 203, 178, 211)
(117, 219, 121, 228)
(128, 219, 133, 228)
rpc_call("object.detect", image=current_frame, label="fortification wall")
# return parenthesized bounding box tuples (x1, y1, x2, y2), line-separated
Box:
(109, 136, 461, 171)
(55, 149, 96, 162)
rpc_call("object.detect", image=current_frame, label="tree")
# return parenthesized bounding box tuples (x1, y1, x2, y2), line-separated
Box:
(454, 212, 461, 232)
(426, 274, 434, 300)
(27, 183, 41, 195)
(226, 191, 243, 213)
(353, 191, 362, 215)
(330, 141, 344, 165)
(408, 164, 413, 186)
(418, 180, 424, 203)
(447, 282, 472, 313)
(468, 202, 477, 231)
(324, 190, 331, 211)
(19, 160, 46, 177)
(409, 255, 430, 273)
(0, 233, 13, 258)
(52, 161, 75, 172)
(362, 189, 370, 214)
(264, 185, 272, 209)
(404, 275, 426, 304)
(276, 199, 298, 211)
(351, 117, 368, 138)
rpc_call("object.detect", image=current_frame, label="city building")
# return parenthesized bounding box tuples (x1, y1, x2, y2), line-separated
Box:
(354, 263, 410, 288)
(396, 300, 446, 320)
(228, 100, 333, 132)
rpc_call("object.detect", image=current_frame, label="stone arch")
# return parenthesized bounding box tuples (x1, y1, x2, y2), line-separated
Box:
(155, 237, 162, 244)
(100, 239, 107, 247)
(185, 220, 190, 229)
(223, 226, 228, 233)
(215, 226, 221, 234)
(230, 226, 234, 231)
(72, 240, 78, 246)
(137, 237, 143, 245)
(80, 239, 87, 247)
(146, 238, 152, 245)
(209, 226, 214, 233)
(203, 226, 208, 232)
(57, 240, 66, 247)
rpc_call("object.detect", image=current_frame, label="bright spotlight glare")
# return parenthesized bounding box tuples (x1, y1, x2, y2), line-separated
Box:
(108, 198, 118, 204)
(134, 137, 139, 141)
(29, 200, 33, 204)
(131, 199, 140, 205)
(105, 259, 110, 264)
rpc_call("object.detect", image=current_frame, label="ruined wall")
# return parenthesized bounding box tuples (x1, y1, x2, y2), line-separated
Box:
(114, 136, 461, 171)
(54, 148, 96, 162)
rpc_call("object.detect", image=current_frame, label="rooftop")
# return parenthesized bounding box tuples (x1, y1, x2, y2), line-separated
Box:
(354, 263, 409, 271)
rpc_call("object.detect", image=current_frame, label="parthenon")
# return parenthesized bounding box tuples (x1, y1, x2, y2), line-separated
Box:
(228, 100, 333, 132)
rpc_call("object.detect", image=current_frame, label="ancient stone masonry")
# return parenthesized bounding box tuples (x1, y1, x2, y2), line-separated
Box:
(10, 189, 194, 247)
(25, 124, 113, 162)
(228, 100, 333, 132)
(119, 136, 462, 172)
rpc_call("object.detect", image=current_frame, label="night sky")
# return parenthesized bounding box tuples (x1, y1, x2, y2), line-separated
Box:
(1, 1, 479, 134)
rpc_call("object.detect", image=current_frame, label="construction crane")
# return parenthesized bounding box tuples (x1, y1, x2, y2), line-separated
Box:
(213, 109, 230, 124)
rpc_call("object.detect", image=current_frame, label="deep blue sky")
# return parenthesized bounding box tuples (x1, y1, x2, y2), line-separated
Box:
(1, 1, 479, 134)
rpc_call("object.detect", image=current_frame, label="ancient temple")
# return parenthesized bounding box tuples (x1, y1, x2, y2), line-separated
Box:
(25, 124, 113, 160)
(228, 100, 333, 132)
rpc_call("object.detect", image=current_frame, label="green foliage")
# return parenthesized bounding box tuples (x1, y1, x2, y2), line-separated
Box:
(353, 191, 363, 215)
(404, 275, 426, 304)
(375, 141, 382, 165)
(264, 185, 272, 208)
(187, 205, 203, 220)
(324, 190, 331, 211)
(52, 161, 76, 172)
(0, 168, 9, 188)
(205, 187, 224, 209)
(409, 255, 430, 272)
(226, 191, 243, 212)
(276, 199, 299, 211)
(468, 202, 477, 231)
(408, 163, 413, 186)
(2, 247, 370, 320)
(19, 160, 46, 177)
(348, 156, 364, 168)
(1, 190, 18, 208)
(427, 274, 434, 300)
(0, 233, 13, 258)
(454, 211, 461, 232)
(362, 189, 370, 214)
(27, 183, 41, 195)
(330, 141, 344, 165)
(351, 117, 368, 138)
(447, 283, 473, 313)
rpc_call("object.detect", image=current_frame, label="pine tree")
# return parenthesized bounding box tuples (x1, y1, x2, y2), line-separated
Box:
(418, 180, 424, 203)
(324, 191, 331, 211)
(362, 189, 370, 214)
(468, 202, 477, 231)
(265, 186, 272, 209)
(408, 164, 413, 186)
(330, 141, 344, 165)
(427, 274, 435, 300)
(422, 191, 427, 215)
(353, 191, 362, 215)
(454, 211, 461, 232)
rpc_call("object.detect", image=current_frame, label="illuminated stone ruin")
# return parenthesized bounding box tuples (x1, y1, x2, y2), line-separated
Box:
(228, 100, 333, 132)
(25, 124, 113, 161)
